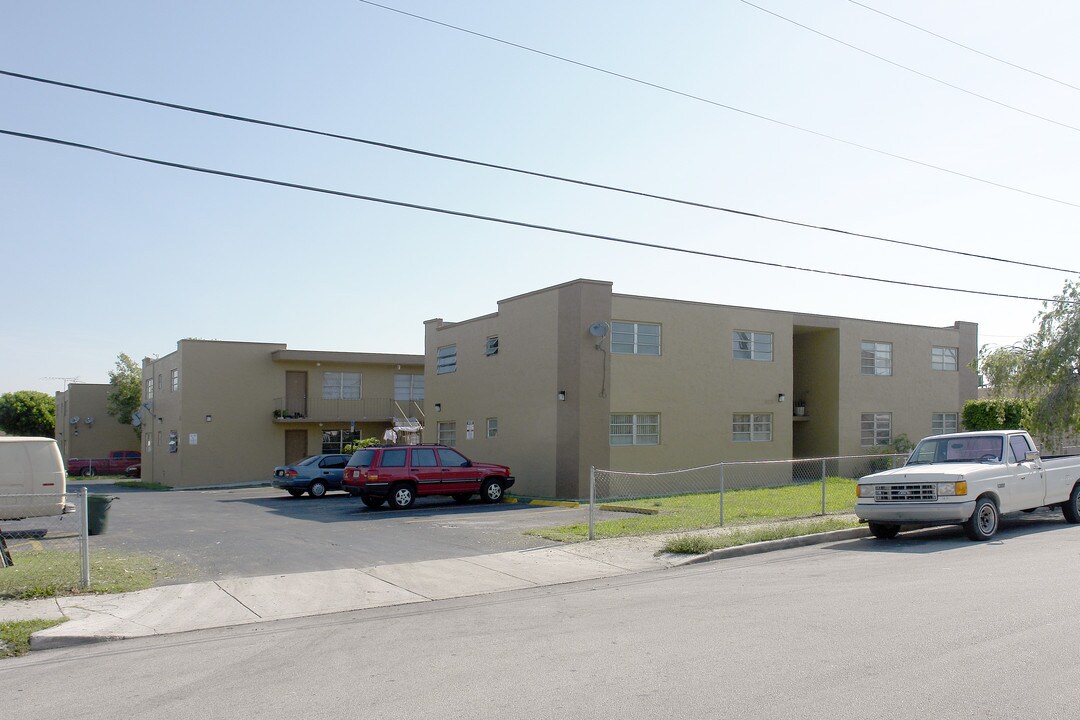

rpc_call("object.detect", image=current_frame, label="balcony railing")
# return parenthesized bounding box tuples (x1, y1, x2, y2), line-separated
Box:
(272, 397, 424, 423)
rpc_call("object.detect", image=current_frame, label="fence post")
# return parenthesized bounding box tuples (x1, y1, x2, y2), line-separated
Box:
(821, 459, 827, 516)
(80, 486, 91, 589)
(588, 466, 595, 541)
(719, 464, 725, 527)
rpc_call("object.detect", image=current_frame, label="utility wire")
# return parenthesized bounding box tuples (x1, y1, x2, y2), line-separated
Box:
(846, 0, 1080, 95)
(353, 0, 1080, 212)
(4, 69, 1074, 275)
(2, 127, 1074, 306)
(739, 0, 1080, 135)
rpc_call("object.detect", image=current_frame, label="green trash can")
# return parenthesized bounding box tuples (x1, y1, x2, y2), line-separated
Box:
(87, 494, 115, 536)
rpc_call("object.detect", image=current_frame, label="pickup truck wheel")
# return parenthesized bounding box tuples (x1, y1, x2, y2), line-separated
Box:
(81, 467, 96, 477)
(964, 497, 999, 541)
(868, 522, 900, 539)
(1062, 484, 1080, 524)
(452, 494, 473, 504)
(287, 489, 304, 498)
(388, 484, 416, 509)
(480, 479, 504, 503)
(308, 481, 327, 498)
(361, 495, 385, 509)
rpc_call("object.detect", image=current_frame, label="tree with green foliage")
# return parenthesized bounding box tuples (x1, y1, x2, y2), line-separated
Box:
(0, 390, 56, 437)
(978, 278, 1080, 447)
(106, 353, 142, 434)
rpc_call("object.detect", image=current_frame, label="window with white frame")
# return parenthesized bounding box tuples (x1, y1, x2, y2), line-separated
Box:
(861, 412, 892, 447)
(931, 346, 958, 371)
(438, 421, 457, 446)
(733, 331, 773, 361)
(394, 374, 424, 401)
(609, 413, 660, 445)
(485, 336, 499, 356)
(436, 345, 457, 374)
(611, 322, 661, 355)
(861, 342, 893, 376)
(321, 429, 362, 454)
(932, 412, 958, 435)
(486, 417, 498, 439)
(146, 378, 154, 402)
(171, 368, 179, 392)
(322, 372, 361, 400)
(732, 413, 773, 442)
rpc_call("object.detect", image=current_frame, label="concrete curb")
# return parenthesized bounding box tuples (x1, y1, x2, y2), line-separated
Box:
(671, 526, 872, 566)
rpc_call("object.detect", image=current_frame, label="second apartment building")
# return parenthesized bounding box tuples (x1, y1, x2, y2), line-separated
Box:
(423, 279, 978, 498)
(140, 340, 423, 488)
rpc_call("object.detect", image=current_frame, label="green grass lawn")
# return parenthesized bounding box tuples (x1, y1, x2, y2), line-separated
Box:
(113, 481, 172, 491)
(0, 619, 67, 658)
(0, 549, 179, 600)
(661, 517, 861, 554)
(528, 476, 857, 542)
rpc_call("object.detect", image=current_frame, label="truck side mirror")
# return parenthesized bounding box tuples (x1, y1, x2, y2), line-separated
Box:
(1024, 450, 1041, 463)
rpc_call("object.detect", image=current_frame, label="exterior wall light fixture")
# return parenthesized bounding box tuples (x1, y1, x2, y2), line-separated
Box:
(778, 393, 786, 403)
(557, 390, 566, 401)
(435, 403, 442, 412)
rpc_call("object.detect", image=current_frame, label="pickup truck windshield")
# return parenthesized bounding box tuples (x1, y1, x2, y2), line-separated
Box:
(907, 436, 1004, 465)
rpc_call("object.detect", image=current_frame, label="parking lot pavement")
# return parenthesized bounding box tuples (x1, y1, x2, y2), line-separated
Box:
(64, 482, 590, 583)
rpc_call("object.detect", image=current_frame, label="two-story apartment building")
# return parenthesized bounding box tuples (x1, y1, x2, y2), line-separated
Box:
(140, 340, 423, 488)
(54, 383, 140, 463)
(423, 279, 978, 499)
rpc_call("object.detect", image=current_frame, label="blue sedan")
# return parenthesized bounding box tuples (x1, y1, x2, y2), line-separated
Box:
(272, 454, 350, 498)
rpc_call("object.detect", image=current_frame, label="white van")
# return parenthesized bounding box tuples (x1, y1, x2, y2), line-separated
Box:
(0, 437, 70, 520)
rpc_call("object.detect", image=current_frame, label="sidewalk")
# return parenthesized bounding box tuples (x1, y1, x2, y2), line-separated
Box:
(2, 525, 869, 651)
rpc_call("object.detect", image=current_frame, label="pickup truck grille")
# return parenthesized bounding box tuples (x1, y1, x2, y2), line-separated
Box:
(874, 484, 937, 502)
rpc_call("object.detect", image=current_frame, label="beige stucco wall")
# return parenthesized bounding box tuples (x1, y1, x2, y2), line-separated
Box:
(609, 295, 795, 471)
(54, 383, 140, 463)
(424, 280, 615, 498)
(141, 341, 286, 488)
(423, 291, 560, 497)
(834, 319, 978, 456)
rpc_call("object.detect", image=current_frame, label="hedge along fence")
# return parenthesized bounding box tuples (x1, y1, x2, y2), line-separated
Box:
(962, 398, 1026, 431)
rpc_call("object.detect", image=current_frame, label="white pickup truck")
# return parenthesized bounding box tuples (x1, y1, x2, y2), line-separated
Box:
(855, 430, 1080, 541)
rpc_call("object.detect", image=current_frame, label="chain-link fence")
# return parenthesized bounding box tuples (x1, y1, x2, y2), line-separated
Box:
(588, 454, 907, 540)
(0, 489, 90, 598)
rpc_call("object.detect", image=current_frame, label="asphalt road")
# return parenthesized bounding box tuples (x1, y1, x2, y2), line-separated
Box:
(64, 480, 588, 583)
(5, 518, 1079, 719)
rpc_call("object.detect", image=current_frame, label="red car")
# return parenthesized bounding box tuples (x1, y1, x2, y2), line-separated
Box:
(343, 445, 514, 510)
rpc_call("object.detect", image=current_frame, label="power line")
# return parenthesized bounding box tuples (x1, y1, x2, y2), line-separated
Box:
(739, 0, 1080, 135)
(846, 0, 1080, 95)
(352, 0, 1080, 212)
(3, 69, 1074, 275)
(2, 127, 1074, 306)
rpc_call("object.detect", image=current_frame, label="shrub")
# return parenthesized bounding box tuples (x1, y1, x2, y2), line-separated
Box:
(962, 399, 1026, 431)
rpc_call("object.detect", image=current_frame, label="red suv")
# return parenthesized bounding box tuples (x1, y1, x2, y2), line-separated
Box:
(343, 445, 514, 510)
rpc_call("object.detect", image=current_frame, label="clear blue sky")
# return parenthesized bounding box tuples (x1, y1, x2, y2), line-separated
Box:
(2, 0, 1077, 396)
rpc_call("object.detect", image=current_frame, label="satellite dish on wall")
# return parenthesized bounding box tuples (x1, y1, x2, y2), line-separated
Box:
(589, 322, 610, 338)
(69, 416, 79, 425)
(85, 416, 94, 425)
